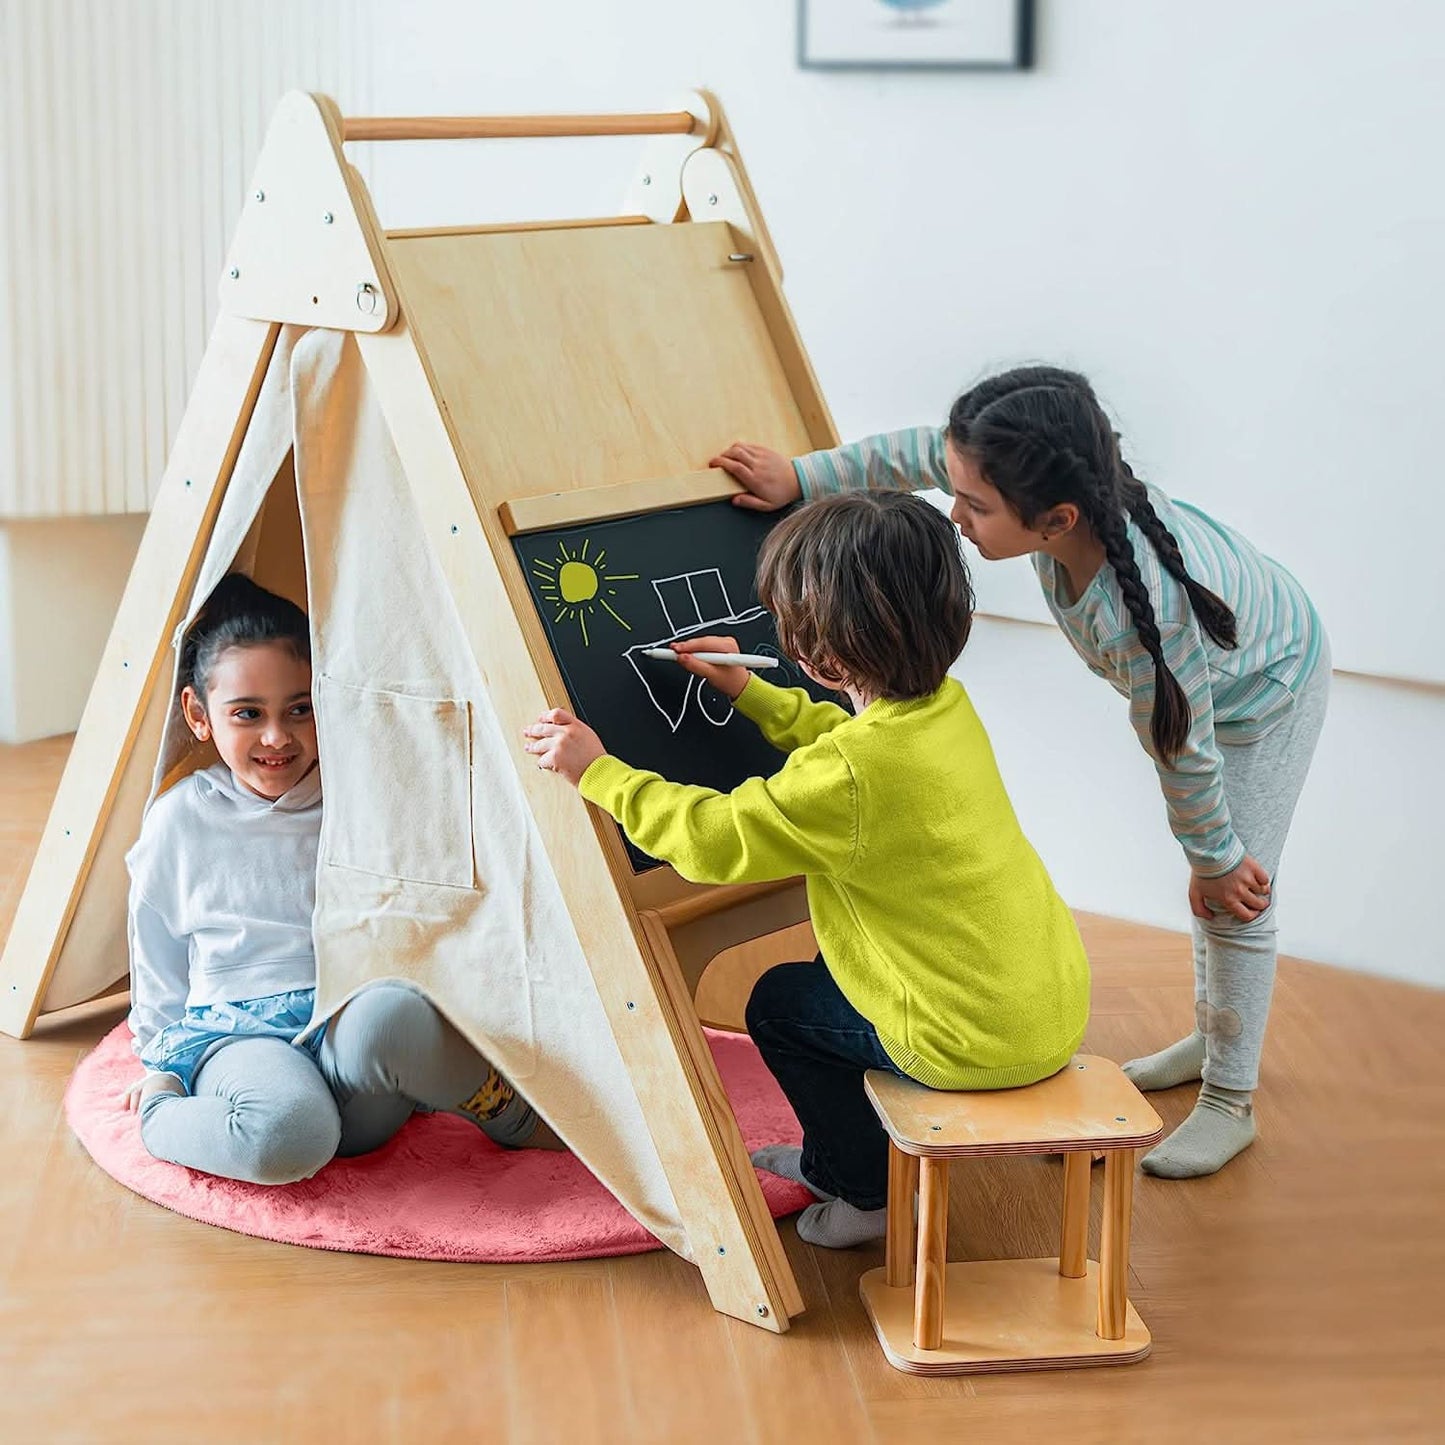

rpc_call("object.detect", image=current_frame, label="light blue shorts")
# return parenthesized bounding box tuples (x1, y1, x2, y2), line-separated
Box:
(140, 988, 326, 1093)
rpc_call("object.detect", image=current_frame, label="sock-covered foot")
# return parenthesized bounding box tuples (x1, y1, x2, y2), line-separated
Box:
(795, 1198, 888, 1248)
(750, 1145, 835, 1202)
(1122, 1031, 1206, 1091)
(520, 1118, 569, 1152)
(1141, 1085, 1255, 1179)
(453, 1070, 554, 1150)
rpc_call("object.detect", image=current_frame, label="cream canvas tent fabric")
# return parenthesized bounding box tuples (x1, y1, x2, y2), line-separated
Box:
(158, 326, 689, 1255)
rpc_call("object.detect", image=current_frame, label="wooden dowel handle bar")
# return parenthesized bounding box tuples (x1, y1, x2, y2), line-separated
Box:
(342, 111, 699, 142)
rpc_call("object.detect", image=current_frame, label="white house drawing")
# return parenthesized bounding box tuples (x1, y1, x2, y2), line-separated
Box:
(625, 568, 770, 734)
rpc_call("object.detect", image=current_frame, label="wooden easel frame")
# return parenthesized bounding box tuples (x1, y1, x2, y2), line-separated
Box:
(0, 90, 840, 1334)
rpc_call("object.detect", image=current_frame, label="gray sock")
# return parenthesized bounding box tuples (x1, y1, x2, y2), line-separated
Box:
(1141, 1084, 1256, 1179)
(1122, 1031, 1207, 1091)
(750, 1144, 835, 1202)
(795, 1198, 888, 1248)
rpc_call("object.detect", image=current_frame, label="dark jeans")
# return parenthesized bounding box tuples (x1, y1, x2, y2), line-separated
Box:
(745, 957, 904, 1210)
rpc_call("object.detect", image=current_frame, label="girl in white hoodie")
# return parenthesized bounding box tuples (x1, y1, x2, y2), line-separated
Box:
(124, 574, 553, 1184)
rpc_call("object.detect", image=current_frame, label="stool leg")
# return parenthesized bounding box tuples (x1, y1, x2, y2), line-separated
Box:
(1059, 1150, 1091, 1279)
(1096, 1148, 1134, 1340)
(885, 1144, 918, 1288)
(913, 1157, 949, 1350)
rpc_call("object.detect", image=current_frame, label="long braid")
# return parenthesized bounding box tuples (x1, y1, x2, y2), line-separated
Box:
(1118, 462, 1237, 649)
(1090, 503, 1193, 763)
(1029, 436, 1195, 764)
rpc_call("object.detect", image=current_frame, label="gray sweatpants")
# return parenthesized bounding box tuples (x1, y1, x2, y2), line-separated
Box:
(1196, 648, 1331, 1093)
(139, 982, 537, 1184)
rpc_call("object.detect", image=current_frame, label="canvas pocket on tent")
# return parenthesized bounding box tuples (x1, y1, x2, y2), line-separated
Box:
(315, 675, 476, 890)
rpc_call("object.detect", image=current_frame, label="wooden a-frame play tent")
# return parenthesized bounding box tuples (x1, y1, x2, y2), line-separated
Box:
(0, 91, 840, 1331)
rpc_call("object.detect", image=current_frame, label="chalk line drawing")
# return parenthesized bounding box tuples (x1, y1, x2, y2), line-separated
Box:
(623, 568, 770, 733)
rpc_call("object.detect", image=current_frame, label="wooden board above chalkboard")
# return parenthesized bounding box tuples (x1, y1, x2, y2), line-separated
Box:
(501, 469, 744, 536)
(511, 493, 837, 873)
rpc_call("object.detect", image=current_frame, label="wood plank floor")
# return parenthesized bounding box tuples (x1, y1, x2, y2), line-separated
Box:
(2, 737, 1441, 1444)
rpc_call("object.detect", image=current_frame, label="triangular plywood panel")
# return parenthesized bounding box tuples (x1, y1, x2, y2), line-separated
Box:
(221, 93, 396, 333)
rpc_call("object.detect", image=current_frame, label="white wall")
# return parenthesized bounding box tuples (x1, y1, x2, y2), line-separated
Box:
(0, 0, 376, 518)
(364, 0, 1445, 685)
(361, 0, 1443, 987)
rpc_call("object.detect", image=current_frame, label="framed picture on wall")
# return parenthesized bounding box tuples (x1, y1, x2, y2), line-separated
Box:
(798, 0, 1034, 71)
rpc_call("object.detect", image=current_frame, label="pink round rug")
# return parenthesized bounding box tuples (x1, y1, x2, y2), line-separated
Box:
(65, 1023, 810, 1262)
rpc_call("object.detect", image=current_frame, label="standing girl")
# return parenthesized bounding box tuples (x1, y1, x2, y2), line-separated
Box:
(713, 366, 1328, 1178)
(124, 573, 553, 1184)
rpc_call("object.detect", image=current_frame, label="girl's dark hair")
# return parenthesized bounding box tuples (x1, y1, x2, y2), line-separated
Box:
(179, 573, 311, 707)
(756, 491, 973, 702)
(947, 366, 1237, 765)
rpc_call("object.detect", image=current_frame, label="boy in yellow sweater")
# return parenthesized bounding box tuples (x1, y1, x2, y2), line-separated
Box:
(523, 491, 1089, 1247)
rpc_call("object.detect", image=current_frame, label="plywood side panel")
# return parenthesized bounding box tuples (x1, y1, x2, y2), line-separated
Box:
(386, 221, 814, 512)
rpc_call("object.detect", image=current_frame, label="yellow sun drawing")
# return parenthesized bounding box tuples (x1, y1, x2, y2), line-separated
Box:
(531, 537, 638, 647)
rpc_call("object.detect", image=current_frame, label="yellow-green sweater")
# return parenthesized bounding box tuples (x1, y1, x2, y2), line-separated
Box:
(579, 675, 1090, 1090)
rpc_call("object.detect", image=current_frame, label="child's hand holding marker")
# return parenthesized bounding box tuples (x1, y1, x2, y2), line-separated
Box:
(523, 708, 606, 786)
(654, 635, 756, 701)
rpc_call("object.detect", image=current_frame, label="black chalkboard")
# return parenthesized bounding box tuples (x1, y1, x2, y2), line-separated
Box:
(513, 499, 837, 872)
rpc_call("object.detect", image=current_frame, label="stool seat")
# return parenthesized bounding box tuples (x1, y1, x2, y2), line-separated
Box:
(865, 1054, 1163, 1157)
(858, 1053, 1164, 1377)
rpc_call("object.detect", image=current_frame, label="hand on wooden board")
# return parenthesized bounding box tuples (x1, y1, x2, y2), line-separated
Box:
(710, 442, 802, 512)
(523, 708, 607, 787)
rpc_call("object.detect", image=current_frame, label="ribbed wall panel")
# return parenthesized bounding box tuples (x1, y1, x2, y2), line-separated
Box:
(0, 0, 374, 517)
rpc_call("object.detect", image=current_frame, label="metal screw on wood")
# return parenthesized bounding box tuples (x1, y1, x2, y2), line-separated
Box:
(727, 253, 754, 263)
(322, 211, 334, 224)
(254, 189, 265, 202)
(641, 174, 652, 186)
(756, 1305, 769, 1318)
(228, 267, 239, 279)
(707, 193, 718, 205)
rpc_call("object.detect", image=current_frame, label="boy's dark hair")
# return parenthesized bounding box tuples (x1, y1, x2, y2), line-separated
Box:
(947, 366, 1238, 765)
(179, 573, 311, 707)
(756, 491, 974, 702)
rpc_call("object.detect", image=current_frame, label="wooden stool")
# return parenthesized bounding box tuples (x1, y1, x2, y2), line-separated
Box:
(858, 1055, 1164, 1376)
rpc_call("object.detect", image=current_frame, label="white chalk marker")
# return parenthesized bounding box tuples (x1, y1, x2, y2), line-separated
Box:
(642, 647, 779, 670)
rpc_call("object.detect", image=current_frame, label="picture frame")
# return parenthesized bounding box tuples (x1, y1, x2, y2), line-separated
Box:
(798, 0, 1035, 72)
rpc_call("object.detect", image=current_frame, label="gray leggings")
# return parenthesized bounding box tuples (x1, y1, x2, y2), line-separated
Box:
(139, 982, 536, 1184)
(1196, 650, 1331, 1093)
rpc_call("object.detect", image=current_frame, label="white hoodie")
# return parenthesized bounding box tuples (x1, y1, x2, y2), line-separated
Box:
(125, 761, 323, 1053)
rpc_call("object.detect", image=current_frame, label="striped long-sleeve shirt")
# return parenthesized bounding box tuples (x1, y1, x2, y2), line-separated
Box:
(794, 427, 1325, 877)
